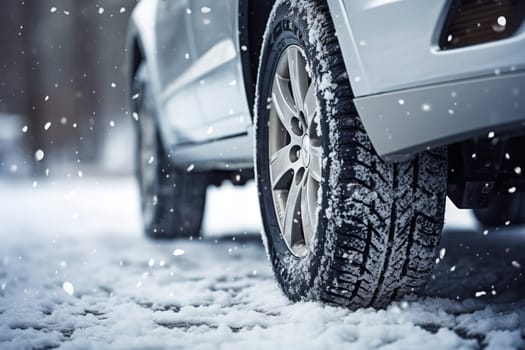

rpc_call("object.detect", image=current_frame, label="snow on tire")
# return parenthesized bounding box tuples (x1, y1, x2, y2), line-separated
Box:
(255, 0, 448, 309)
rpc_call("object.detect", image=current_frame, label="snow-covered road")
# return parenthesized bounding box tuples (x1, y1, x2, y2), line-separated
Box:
(0, 178, 524, 349)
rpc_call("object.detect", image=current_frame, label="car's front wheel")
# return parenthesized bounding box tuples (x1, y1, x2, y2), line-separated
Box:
(255, 0, 448, 309)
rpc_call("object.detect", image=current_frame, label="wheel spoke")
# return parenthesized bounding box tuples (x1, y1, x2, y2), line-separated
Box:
(272, 75, 297, 134)
(303, 82, 317, 128)
(300, 182, 313, 245)
(307, 176, 319, 234)
(282, 177, 303, 245)
(287, 47, 309, 113)
(270, 145, 297, 189)
(309, 145, 322, 182)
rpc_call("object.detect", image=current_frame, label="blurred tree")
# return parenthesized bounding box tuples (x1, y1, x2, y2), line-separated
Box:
(0, 0, 135, 175)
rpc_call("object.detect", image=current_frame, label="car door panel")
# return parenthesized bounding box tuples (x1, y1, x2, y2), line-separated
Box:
(155, 0, 206, 144)
(189, 0, 252, 141)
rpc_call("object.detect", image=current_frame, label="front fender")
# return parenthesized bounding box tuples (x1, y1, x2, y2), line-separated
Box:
(126, 0, 159, 86)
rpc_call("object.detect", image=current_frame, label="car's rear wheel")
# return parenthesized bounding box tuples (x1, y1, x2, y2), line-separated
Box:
(474, 193, 525, 227)
(255, 0, 448, 309)
(133, 64, 207, 239)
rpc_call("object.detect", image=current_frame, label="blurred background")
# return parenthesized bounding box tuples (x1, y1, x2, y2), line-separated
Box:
(0, 0, 137, 179)
(0, 0, 263, 238)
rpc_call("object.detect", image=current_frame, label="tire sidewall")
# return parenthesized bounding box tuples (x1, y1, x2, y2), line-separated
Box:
(133, 67, 157, 233)
(133, 65, 168, 236)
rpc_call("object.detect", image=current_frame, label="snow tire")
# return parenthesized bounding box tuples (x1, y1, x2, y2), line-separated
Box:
(133, 65, 207, 240)
(255, 0, 448, 309)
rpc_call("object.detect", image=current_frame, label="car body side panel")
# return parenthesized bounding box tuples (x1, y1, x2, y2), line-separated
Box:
(129, 0, 254, 168)
(128, 0, 181, 148)
(132, 0, 525, 164)
(132, 1, 252, 143)
(189, 0, 253, 140)
(155, 0, 210, 144)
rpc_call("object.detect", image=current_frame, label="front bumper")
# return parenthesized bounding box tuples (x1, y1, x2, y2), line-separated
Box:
(354, 71, 525, 161)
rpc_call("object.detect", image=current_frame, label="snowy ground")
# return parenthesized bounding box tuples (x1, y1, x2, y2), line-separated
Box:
(0, 178, 524, 349)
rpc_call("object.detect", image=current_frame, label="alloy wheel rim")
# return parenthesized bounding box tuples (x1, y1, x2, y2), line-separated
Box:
(268, 45, 322, 257)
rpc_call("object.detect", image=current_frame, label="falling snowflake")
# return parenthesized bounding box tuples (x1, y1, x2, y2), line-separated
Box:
(35, 149, 45, 161)
(62, 281, 74, 296)
(173, 249, 185, 256)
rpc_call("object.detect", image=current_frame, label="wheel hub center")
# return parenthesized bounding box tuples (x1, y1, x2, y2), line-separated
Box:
(301, 135, 310, 168)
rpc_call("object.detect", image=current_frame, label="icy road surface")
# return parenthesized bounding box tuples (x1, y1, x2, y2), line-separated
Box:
(0, 178, 524, 349)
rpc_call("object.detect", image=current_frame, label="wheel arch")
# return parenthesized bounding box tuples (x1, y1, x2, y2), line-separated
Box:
(127, 33, 173, 167)
(127, 0, 178, 157)
(126, 0, 160, 103)
(239, 0, 361, 116)
(239, 0, 275, 118)
(127, 32, 146, 99)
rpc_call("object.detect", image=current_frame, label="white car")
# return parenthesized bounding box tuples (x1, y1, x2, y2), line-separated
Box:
(127, 0, 525, 308)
